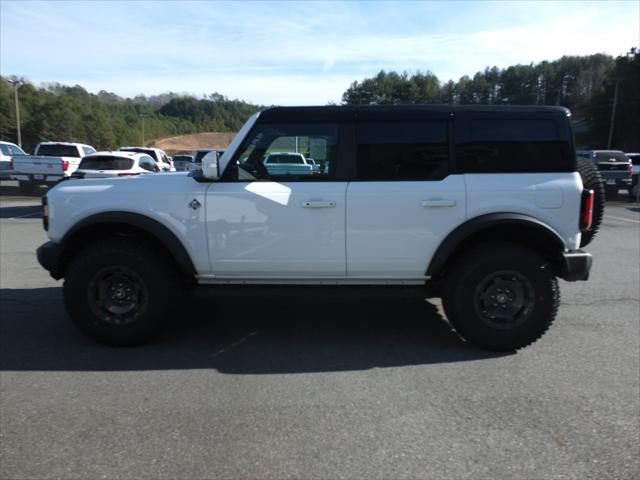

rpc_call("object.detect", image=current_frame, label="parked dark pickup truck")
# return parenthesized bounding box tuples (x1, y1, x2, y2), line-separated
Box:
(576, 150, 632, 198)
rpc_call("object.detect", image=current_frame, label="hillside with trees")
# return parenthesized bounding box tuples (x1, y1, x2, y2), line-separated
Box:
(0, 80, 262, 153)
(342, 51, 639, 150)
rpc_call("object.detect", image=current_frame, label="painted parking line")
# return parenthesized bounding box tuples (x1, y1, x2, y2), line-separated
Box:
(604, 214, 640, 224)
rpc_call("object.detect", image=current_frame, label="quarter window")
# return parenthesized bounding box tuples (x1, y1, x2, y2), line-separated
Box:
(456, 119, 573, 172)
(226, 123, 338, 181)
(356, 122, 449, 180)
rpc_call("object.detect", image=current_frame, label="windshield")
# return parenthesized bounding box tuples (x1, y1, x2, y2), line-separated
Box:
(79, 156, 133, 170)
(0, 144, 26, 156)
(37, 144, 81, 157)
(595, 151, 629, 163)
(120, 148, 158, 161)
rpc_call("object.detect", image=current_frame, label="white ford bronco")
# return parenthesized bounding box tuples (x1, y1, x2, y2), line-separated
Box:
(37, 106, 603, 350)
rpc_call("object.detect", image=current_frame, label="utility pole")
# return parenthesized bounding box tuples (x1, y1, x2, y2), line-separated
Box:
(140, 113, 146, 145)
(8, 80, 22, 148)
(607, 47, 637, 149)
(607, 79, 619, 149)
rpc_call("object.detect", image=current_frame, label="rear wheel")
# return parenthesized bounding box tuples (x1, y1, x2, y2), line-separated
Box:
(442, 242, 559, 351)
(63, 238, 182, 346)
(576, 158, 605, 247)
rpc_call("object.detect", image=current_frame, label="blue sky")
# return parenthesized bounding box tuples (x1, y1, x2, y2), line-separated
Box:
(1, 0, 638, 105)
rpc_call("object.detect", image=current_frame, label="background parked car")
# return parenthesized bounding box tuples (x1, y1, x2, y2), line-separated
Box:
(626, 153, 640, 199)
(119, 146, 175, 171)
(72, 152, 160, 179)
(576, 150, 632, 199)
(172, 154, 195, 171)
(0, 140, 27, 179)
(10, 141, 96, 194)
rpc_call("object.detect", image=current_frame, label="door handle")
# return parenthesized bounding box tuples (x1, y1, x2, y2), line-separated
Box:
(421, 199, 457, 207)
(302, 201, 336, 208)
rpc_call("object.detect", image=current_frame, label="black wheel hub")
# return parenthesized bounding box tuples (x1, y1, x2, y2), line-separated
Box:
(88, 266, 148, 325)
(474, 270, 535, 329)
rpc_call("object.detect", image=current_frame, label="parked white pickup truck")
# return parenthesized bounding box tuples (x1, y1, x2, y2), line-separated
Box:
(37, 105, 602, 351)
(11, 142, 96, 194)
(263, 152, 314, 176)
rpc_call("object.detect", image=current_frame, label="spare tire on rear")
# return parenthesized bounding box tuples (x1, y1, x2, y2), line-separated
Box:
(577, 157, 605, 247)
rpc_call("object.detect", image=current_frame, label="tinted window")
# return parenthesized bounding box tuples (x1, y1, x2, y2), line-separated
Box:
(227, 123, 337, 181)
(38, 144, 81, 157)
(121, 148, 158, 161)
(194, 150, 214, 163)
(138, 156, 157, 172)
(356, 122, 449, 180)
(79, 156, 133, 170)
(457, 118, 574, 173)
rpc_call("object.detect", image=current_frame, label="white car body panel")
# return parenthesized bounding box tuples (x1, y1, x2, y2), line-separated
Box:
(346, 176, 467, 277)
(46, 173, 210, 273)
(465, 172, 583, 250)
(204, 181, 346, 276)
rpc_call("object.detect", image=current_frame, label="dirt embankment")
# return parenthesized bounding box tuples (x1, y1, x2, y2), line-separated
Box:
(153, 132, 236, 156)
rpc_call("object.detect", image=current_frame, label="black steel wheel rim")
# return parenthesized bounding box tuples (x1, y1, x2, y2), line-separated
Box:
(88, 266, 148, 325)
(473, 270, 535, 329)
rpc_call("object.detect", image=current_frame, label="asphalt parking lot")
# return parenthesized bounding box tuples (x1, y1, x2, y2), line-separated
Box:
(1, 181, 638, 480)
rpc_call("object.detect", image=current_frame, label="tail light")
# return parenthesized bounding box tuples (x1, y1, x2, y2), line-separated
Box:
(8, 160, 13, 171)
(580, 189, 594, 230)
(62, 160, 69, 172)
(628, 163, 633, 176)
(42, 195, 49, 231)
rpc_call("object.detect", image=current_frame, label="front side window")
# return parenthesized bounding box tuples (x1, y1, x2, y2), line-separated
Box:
(226, 123, 338, 181)
(1, 144, 26, 156)
(356, 121, 449, 180)
(138, 156, 157, 172)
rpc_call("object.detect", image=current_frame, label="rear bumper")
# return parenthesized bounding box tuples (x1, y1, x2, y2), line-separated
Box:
(560, 250, 592, 282)
(36, 241, 65, 280)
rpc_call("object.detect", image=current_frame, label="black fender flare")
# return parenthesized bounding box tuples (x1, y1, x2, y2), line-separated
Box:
(426, 213, 566, 277)
(61, 211, 196, 276)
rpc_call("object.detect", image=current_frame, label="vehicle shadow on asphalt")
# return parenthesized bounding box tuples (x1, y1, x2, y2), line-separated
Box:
(0, 183, 46, 198)
(0, 287, 509, 373)
(0, 205, 41, 218)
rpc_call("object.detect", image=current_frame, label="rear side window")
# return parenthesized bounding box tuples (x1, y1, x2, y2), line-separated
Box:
(356, 122, 449, 180)
(82, 146, 96, 155)
(456, 118, 574, 173)
(79, 156, 133, 170)
(38, 144, 81, 157)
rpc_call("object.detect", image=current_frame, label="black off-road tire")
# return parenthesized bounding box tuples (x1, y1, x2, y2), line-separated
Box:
(18, 181, 36, 196)
(576, 157, 605, 247)
(442, 242, 559, 351)
(63, 238, 183, 346)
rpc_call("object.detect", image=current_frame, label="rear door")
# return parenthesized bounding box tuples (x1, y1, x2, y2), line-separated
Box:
(205, 122, 347, 277)
(346, 120, 466, 278)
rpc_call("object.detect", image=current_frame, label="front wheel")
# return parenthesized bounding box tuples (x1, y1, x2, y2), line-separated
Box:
(442, 243, 559, 351)
(63, 238, 182, 346)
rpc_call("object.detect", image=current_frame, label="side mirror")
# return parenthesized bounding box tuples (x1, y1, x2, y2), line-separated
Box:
(202, 151, 220, 180)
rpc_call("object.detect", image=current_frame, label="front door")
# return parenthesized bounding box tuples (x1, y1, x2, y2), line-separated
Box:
(205, 122, 346, 277)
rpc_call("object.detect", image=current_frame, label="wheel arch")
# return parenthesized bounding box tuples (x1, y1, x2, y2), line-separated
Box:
(426, 213, 566, 280)
(58, 211, 196, 279)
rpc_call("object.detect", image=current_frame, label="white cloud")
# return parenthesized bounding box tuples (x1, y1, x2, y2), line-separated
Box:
(1, 1, 637, 103)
